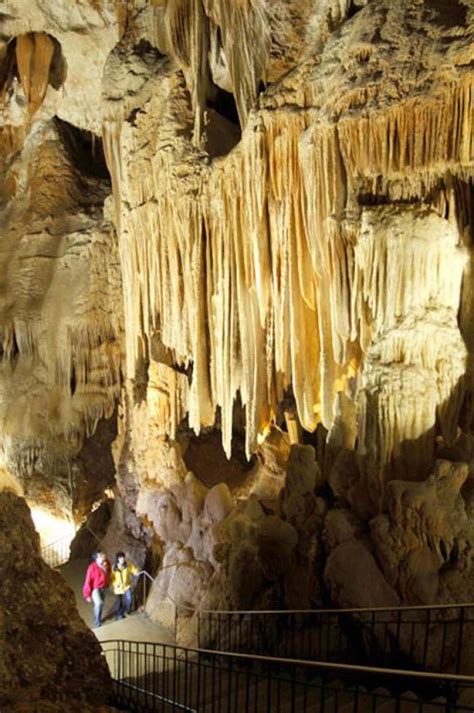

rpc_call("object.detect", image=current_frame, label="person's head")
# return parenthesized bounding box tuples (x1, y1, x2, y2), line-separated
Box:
(94, 551, 107, 566)
(115, 551, 126, 570)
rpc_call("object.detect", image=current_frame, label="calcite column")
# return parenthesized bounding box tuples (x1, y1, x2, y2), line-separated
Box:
(355, 205, 467, 513)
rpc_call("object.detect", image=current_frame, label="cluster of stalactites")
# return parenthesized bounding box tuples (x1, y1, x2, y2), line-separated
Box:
(103, 0, 473, 488)
(0, 315, 121, 415)
(156, 0, 270, 142)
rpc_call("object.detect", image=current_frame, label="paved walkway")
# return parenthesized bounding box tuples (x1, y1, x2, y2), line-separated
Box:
(59, 558, 175, 646)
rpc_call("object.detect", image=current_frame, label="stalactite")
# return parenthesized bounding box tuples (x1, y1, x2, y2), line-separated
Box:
(202, 0, 270, 127)
(111, 66, 472, 461)
(15, 32, 55, 116)
(102, 115, 124, 235)
(161, 0, 270, 141)
(355, 206, 467, 492)
(148, 361, 189, 440)
(163, 0, 209, 144)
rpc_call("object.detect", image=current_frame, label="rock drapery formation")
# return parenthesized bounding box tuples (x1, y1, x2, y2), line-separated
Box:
(0, 0, 473, 651)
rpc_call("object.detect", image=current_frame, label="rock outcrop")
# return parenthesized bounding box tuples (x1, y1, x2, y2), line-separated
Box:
(0, 490, 113, 711)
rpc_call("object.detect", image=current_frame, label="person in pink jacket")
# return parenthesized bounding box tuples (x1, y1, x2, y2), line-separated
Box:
(83, 551, 111, 628)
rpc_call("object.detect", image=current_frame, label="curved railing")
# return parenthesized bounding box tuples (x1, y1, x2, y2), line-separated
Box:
(100, 638, 474, 713)
(40, 514, 105, 569)
(40, 535, 72, 568)
(133, 570, 154, 611)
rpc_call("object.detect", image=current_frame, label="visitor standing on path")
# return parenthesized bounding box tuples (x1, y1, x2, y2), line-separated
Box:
(110, 551, 139, 620)
(83, 551, 111, 628)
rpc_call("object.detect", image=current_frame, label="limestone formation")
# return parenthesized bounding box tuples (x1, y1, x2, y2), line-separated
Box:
(371, 460, 474, 604)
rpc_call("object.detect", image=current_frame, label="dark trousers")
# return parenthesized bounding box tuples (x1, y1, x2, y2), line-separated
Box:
(114, 588, 133, 619)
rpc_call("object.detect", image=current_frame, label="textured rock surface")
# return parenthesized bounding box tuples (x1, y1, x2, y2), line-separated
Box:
(371, 460, 474, 604)
(324, 539, 400, 609)
(0, 490, 113, 710)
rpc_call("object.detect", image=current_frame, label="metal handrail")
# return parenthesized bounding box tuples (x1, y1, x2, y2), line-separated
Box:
(135, 570, 152, 604)
(111, 563, 474, 680)
(41, 534, 72, 568)
(197, 602, 474, 675)
(125, 556, 474, 616)
(195, 602, 474, 615)
(121, 561, 474, 618)
(133, 568, 199, 612)
(41, 512, 106, 568)
(41, 535, 70, 550)
(100, 638, 474, 683)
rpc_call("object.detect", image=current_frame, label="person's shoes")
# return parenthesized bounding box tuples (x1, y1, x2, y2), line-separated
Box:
(115, 615, 125, 621)
(93, 624, 101, 629)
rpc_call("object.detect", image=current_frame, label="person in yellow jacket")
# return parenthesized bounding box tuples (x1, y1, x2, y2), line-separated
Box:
(110, 551, 139, 620)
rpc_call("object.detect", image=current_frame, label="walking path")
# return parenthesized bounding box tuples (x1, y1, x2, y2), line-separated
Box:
(59, 558, 175, 646)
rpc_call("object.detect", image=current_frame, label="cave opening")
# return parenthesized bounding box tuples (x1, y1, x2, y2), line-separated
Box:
(181, 427, 256, 491)
(204, 86, 242, 159)
(54, 116, 110, 182)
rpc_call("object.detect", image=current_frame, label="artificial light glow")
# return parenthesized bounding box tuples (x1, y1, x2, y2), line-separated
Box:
(257, 422, 273, 446)
(31, 507, 76, 549)
(334, 357, 361, 393)
(347, 357, 359, 378)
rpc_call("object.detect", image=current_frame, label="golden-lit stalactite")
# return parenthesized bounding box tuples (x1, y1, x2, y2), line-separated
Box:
(146, 361, 190, 440)
(163, 0, 209, 144)
(0, 23, 122, 494)
(202, 0, 271, 126)
(354, 207, 467, 506)
(15, 32, 55, 116)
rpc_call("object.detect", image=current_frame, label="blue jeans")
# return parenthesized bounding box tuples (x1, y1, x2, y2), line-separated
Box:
(92, 588, 105, 627)
(114, 588, 133, 619)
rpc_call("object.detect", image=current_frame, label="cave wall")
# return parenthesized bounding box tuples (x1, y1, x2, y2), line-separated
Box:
(0, 4, 123, 523)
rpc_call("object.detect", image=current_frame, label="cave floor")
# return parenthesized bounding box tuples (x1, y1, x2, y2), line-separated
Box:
(59, 558, 175, 646)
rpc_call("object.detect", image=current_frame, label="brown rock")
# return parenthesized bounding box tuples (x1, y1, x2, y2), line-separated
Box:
(324, 539, 400, 609)
(0, 491, 113, 710)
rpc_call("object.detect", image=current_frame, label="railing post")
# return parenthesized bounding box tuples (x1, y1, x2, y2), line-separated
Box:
(196, 647, 202, 711)
(422, 608, 431, 669)
(455, 606, 465, 676)
(290, 663, 296, 713)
